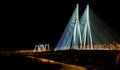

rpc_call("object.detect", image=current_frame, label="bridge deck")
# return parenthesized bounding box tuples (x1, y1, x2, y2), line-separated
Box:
(30, 50, 120, 69)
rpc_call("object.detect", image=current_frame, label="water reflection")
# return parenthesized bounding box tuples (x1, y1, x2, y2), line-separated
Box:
(27, 56, 87, 70)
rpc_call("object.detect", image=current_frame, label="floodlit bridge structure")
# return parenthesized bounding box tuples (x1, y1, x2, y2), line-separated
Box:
(54, 4, 120, 51)
(25, 4, 120, 69)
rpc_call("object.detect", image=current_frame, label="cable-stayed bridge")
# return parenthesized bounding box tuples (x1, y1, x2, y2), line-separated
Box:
(14, 4, 120, 69)
(55, 4, 120, 51)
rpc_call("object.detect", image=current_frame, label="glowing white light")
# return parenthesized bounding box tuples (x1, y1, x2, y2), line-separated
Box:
(54, 4, 120, 51)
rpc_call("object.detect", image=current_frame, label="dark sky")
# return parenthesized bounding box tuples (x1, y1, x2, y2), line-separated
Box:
(1, 0, 120, 50)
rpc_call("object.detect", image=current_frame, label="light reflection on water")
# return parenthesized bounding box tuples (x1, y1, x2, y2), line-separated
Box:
(26, 56, 87, 70)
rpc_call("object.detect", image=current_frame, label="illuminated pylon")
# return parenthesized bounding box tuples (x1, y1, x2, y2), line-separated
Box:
(54, 4, 82, 50)
(54, 4, 120, 51)
(34, 44, 50, 51)
(81, 5, 93, 49)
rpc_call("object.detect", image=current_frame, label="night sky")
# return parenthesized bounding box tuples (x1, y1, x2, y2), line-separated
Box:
(1, 0, 120, 50)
